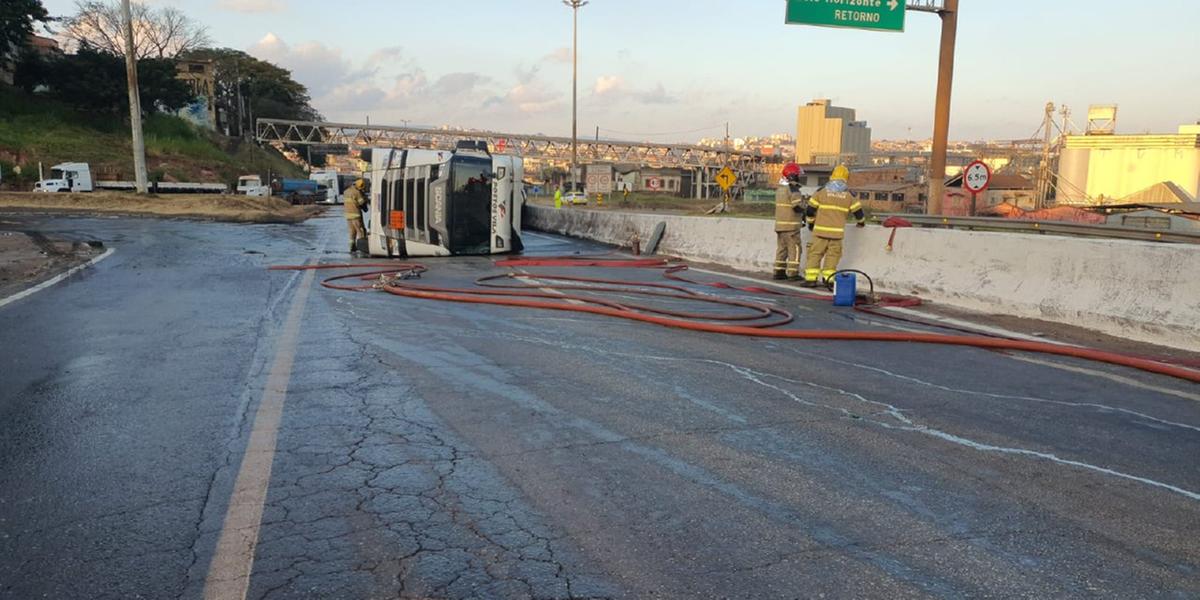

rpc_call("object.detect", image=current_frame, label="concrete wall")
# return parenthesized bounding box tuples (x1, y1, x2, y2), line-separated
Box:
(526, 206, 1200, 351)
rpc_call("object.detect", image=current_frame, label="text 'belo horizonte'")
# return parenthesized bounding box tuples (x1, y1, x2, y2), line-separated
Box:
(805, 0, 889, 24)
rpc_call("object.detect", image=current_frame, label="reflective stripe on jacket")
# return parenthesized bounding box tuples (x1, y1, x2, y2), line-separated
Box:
(343, 186, 365, 220)
(805, 189, 864, 240)
(774, 185, 805, 232)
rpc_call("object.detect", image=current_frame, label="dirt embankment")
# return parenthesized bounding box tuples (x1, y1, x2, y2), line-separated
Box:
(0, 224, 105, 299)
(0, 192, 326, 224)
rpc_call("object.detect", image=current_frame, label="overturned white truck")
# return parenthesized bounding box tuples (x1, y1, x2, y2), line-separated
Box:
(363, 141, 524, 257)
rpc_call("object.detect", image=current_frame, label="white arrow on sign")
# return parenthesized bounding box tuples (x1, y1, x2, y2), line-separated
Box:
(887, 0, 899, 9)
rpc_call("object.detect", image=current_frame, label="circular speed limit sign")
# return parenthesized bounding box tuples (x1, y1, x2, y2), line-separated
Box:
(963, 160, 992, 194)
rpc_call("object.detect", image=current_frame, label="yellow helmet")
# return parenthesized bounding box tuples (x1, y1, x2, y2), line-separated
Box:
(831, 165, 850, 181)
(354, 178, 365, 189)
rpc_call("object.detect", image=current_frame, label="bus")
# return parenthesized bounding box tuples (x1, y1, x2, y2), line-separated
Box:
(364, 141, 525, 257)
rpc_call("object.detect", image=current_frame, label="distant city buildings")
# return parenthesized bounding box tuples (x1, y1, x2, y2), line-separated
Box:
(795, 99, 871, 165)
(697, 133, 795, 160)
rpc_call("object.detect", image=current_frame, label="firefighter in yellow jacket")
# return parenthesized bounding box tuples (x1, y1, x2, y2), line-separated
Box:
(802, 165, 865, 287)
(344, 179, 367, 255)
(773, 163, 806, 280)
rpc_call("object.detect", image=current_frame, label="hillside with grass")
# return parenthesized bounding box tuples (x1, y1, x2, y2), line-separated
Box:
(0, 86, 304, 191)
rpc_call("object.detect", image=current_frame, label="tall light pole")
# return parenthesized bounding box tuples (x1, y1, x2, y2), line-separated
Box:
(563, 0, 587, 194)
(926, 0, 958, 215)
(121, 0, 148, 193)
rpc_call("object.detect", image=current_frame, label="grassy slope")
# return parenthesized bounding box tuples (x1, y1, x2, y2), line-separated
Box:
(0, 86, 303, 189)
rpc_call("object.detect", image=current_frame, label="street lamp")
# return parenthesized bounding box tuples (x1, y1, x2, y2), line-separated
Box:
(563, 0, 587, 195)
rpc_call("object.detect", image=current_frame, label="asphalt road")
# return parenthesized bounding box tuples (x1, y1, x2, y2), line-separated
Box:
(1, 213, 1197, 599)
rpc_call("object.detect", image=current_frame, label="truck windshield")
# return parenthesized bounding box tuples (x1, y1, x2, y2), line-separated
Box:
(50, 169, 65, 179)
(448, 157, 492, 254)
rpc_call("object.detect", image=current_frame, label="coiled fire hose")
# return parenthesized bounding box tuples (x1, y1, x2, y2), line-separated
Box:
(269, 258, 1200, 384)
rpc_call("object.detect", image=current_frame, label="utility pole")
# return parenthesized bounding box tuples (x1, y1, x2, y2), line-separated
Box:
(1037, 102, 1056, 209)
(121, 0, 148, 194)
(564, 0, 588, 194)
(926, 0, 957, 215)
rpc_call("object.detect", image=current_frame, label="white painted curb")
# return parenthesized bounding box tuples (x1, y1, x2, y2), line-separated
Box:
(0, 247, 115, 309)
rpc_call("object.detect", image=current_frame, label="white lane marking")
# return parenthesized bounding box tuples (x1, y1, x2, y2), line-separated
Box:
(203, 265, 318, 600)
(0, 247, 115, 309)
(514, 270, 588, 306)
(879, 307, 1075, 346)
(489, 331, 1200, 503)
(686, 265, 833, 297)
(784, 347, 1200, 432)
(1005, 354, 1200, 404)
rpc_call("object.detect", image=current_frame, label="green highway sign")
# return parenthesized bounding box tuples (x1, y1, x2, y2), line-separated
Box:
(785, 0, 907, 33)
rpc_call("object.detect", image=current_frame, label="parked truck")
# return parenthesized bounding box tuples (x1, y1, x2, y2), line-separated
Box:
(271, 178, 325, 205)
(33, 162, 93, 192)
(236, 175, 270, 197)
(309, 169, 342, 204)
(33, 162, 227, 193)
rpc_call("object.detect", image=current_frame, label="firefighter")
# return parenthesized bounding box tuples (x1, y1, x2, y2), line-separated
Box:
(344, 178, 367, 255)
(773, 162, 806, 280)
(802, 165, 865, 287)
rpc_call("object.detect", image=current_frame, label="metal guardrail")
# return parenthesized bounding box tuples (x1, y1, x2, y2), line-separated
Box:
(873, 214, 1200, 245)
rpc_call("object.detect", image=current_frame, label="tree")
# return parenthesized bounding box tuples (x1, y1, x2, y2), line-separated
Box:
(60, 0, 209, 59)
(12, 47, 52, 93)
(39, 47, 193, 113)
(181, 48, 321, 134)
(0, 0, 50, 55)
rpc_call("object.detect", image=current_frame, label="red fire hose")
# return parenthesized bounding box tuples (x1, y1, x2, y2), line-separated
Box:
(269, 259, 1200, 384)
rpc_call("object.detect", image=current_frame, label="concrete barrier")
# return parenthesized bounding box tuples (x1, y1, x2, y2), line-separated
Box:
(525, 205, 1200, 351)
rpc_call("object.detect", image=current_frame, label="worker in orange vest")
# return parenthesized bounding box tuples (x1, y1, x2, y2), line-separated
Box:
(773, 162, 806, 280)
(802, 165, 865, 287)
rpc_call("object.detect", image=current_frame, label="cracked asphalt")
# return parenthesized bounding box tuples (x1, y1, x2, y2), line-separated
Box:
(1, 213, 1198, 599)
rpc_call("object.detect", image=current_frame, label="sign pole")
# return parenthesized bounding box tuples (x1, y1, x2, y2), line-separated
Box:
(927, 0, 959, 215)
(962, 159, 991, 217)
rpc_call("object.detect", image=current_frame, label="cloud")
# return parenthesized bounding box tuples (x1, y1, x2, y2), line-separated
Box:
(252, 33, 569, 129)
(248, 32, 365, 97)
(634, 83, 677, 105)
(593, 75, 624, 96)
(215, 0, 285, 14)
(544, 47, 572, 64)
(591, 75, 676, 105)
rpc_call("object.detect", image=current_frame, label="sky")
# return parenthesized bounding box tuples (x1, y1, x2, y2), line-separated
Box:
(38, 0, 1200, 142)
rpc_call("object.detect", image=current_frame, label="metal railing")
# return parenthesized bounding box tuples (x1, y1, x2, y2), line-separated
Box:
(873, 214, 1200, 244)
(906, 0, 947, 13)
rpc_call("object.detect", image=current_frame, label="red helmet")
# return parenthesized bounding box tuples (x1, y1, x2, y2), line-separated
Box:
(781, 162, 803, 179)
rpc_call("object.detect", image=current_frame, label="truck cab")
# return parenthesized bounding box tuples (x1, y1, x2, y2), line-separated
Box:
(309, 169, 342, 204)
(236, 175, 270, 197)
(34, 163, 93, 193)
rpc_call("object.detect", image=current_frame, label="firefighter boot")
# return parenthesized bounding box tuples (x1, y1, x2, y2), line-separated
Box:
(773, 270, 787, 280)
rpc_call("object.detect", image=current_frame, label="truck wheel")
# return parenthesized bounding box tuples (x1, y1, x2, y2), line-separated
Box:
(57, 188, 70, 193)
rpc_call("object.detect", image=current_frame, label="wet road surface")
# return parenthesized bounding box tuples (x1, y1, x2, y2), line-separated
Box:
(1, 214, 1197, 599)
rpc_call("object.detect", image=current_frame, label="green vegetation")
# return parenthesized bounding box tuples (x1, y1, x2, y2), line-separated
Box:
(0, 86, 303, 189)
